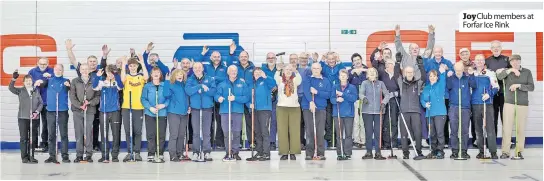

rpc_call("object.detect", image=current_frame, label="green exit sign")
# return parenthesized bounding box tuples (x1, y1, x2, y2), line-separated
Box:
(341, 29, 357, 35)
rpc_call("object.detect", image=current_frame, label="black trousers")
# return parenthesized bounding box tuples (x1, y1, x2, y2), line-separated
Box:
(444, 99, 450, 145)
(211, 102, 224, 147)
(493, 94, 504, 137)
(93, 107, 100, 149)
(18, 118, 39, 159)
(40, 108, 48, 146)
(325, 100, 335, 147)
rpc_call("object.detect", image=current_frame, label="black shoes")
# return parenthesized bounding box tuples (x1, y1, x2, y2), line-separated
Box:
(374, 153, 386, 160)
(204, 153, 213, 161)
(112, 157, 119, 162)
(280, 155, 288, 160)
(461, 150, 470, 159)
(62, 157, 71, 163)
(85, 156, 93, 163)
(234, 153, 242, 161)
(403, 151, 410, 159)
(74, 157, 84, 163)
(246, 154, 261, 161)
(362, 152, 373, 159)
(290, 154, 296, 160)
(259, 154, 270, 161)
(44, 157, 59, 164)
(491, 152, 499, 159)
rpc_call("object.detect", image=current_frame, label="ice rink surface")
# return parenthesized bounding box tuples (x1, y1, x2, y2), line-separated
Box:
(1, 148, 542, 180)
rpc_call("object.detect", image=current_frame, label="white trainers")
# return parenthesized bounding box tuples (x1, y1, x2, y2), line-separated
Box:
(422, 139, 429, 148)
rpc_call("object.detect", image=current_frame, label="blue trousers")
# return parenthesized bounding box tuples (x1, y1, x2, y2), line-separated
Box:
(448, 106, 470, 150)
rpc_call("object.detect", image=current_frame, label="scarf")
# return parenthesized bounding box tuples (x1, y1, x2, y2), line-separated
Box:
(281, 73, 295, 97)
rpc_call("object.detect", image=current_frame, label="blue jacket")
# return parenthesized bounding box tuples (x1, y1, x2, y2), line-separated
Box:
(320, 61, 346, 85)
(186, 74, 217, 109)
(262, 63, 277, 78)
(246, 76, 277, 111)
(215, 78, 249, 114)
(92, 74, 124, 113)
(447, 73, 476, 109)
(424, 57, 453, 99)
(471, 71, 499, 105)
(143, 51, 170, 78)
(297, 67, 311, 98)
(235, 61, 255, 86)
(420, 72, 447, 117)
(164, 81, 189, 115)
(302, 76, 331, 110)
(141, 82, 169, 117)
(330, 83, 358, 117)
(29, 66, 54, 105)
(204, 63, 227, 85)
(45, 76, 70, 112)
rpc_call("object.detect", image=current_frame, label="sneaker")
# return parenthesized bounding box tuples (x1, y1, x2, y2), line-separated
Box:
(112, 157, 119, 162)
(362, 152, 373, 159)
(491, 152, 499, 159)
(44, 157, 58, 163)
(62, 157, 71, 163)
(134, 153, 142, 161)
(476, 152, 484, 159)
(259, 154, 270, 161)
(346, 155, 352, 160)
(280, 155, 288, 160)
(290, 154, 296, 160)
(204, 153, 213, 161)
(147, 155, 154, 162)
(192, 153, 200, 160)
(234, 153, 242, 161)
(500, 153, 510, 159)
(374, 153, 386, 160)
(29, 157, 38, 164)
(74, 157, 84, 163)
(461, 150, 470, 159)
(337, 155, 347, 160)
(123, 154, 131, 162)
(85, 156, 93, 163)
(403, 152, 409, 159)
(222, 154, 231, 162)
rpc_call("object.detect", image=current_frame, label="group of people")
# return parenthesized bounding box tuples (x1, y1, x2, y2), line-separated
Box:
(10, 25, 535, 164)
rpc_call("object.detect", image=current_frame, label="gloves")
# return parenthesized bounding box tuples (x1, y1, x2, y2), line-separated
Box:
(416, 55, 423, 65)
(362, 97, 369, 105)
(393, 91, 399, 97)
(380, 103, 386, 113)
(12, 71, 19, 79)
(396, 52, 402, 63)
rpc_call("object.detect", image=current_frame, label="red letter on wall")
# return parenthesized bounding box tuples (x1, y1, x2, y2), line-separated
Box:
(0, 34, 57, 86)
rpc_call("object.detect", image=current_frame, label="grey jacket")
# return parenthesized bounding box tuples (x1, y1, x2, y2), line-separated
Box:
(496, 67, 534, 106)
(9, 79, 43, 119)
(395, 32, 435, 80)
(69, 77, 101, 113)
(397, 76, 423, 113)
(359, 80, 391, 114)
